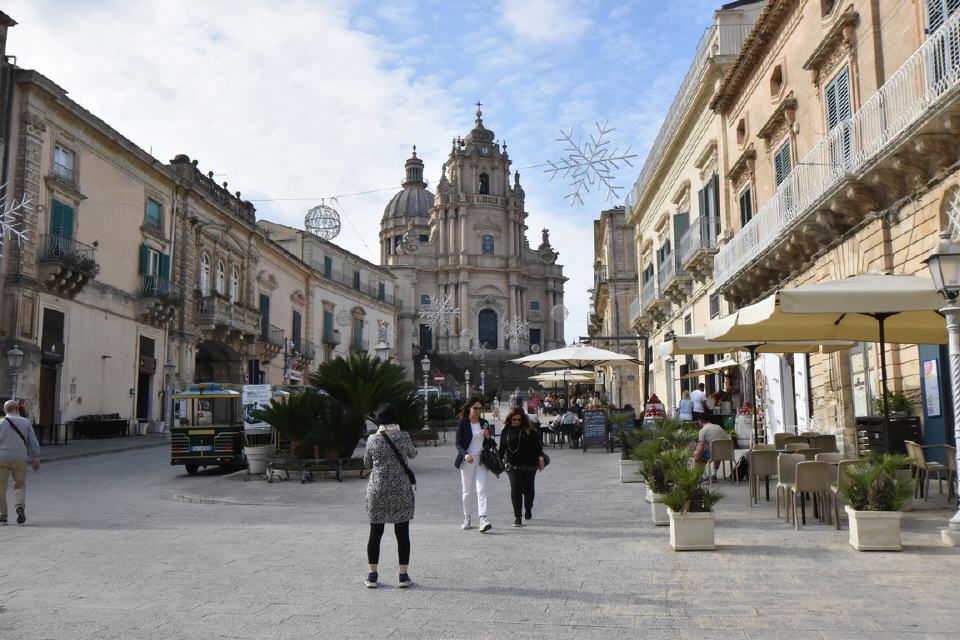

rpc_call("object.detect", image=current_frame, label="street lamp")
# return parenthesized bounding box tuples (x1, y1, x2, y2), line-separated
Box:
(374, 340, 390, 362)
(6, 343, 23, 400)
(924, 230, 960, 546)
(465, 368, 471, 397)
(421, 354, 430, 431)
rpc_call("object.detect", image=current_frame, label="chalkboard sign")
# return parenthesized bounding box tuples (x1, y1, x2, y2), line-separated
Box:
(582, 410, 608, 450)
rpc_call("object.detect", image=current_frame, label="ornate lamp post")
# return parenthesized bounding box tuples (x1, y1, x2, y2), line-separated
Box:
(465, 368, 471, 397)
(924, 230, 960, 546)
(421, 354, 430, 431)
(374, 340, 391, 362)
(6, 343, 23, 400)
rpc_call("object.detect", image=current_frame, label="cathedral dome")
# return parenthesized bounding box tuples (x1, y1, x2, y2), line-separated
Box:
(383, 146, 434, 221)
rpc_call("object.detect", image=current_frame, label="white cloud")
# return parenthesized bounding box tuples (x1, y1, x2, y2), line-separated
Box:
(498, 0, 591, 45)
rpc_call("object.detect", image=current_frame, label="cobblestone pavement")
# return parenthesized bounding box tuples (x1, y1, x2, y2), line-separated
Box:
(3, 438, 960, 639)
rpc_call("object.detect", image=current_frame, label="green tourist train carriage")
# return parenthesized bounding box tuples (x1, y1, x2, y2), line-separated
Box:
(170, 383, 245, 475)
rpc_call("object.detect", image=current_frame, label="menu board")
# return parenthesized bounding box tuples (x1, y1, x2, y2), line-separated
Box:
(582, 410, 608, 449)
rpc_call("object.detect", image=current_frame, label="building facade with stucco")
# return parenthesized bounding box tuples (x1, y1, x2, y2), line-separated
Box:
(380, 109, 566, 382)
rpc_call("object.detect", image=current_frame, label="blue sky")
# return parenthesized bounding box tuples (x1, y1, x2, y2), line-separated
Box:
(7, 0, 725, 343)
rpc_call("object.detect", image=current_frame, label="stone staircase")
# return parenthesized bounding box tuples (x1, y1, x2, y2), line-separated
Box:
(414, 351, 544, 397)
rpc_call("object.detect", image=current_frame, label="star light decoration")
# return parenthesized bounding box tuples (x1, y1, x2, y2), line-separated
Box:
(545, 121, 637, 206)
(0, 185, 31, 247)
(418, 294, 461, 335)
(503, 315, 530, 347)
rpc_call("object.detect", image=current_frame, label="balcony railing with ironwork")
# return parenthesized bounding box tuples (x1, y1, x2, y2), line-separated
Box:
(261, 324, 284, 347)
(640, 278, 658, 311)
(321, 328, 340, 346)
(52, 162, 75, 185)
(624, 23, 752, 213)
(299, 339, 316, 360)
(629, 296, 640, 327)
(196, 295, 260, 335)
(40, 233, 96, 263)
(679, 216, 721, 267)
(657, 257, 687, 291)
(141, 275, 180, 299)
(320, 268, 402, 309)
(349, 338, 369, 354)
(715, 10, 960, 290)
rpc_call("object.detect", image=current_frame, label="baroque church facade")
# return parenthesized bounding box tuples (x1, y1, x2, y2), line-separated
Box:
(380, 109, 566, 378)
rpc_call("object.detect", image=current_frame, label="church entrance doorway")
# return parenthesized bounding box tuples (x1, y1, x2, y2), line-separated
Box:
(478, 309, 498, 349)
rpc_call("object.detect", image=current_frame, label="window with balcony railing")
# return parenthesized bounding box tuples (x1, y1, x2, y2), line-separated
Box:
(145, 198, 163, 232)
(53, 144, 75, 184)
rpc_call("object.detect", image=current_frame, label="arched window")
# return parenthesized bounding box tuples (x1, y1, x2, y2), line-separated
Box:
(482, 234, 494, 256)
(230, 267, 240, 302)
(199, 252, 210, 295)
(215, 258, 225, 294)
(478, 309, 498, 349)
(479, 173, 490, 194)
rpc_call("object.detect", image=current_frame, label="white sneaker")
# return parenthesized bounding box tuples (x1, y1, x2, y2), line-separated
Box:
(479, 516, 492, 533)
(461, 515, 471, 530)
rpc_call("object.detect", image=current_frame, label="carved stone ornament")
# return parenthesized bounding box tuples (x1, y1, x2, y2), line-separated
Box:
(290, 289, 306, 306)
(728, 147, 757, 190)
(256, 270, 279, 291)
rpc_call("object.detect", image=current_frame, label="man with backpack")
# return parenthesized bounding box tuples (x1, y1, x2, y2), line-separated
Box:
(0, 399, 40, 525)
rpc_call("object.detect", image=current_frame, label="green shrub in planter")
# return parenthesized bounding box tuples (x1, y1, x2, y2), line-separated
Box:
(873, 392, 913, 416)
(841, 453, 912, 512)
(660, 459, 724, 514)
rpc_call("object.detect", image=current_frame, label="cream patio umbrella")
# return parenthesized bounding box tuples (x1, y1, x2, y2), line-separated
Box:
(661, 334, 853, 442)
(529, 369, 596, 382)
(705, 273, 947, 428)
(512, 343, 641, 369)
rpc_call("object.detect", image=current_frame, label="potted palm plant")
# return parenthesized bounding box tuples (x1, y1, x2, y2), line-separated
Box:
(660, 459, 724, 550)
(841, 453, 912, 551)
(636, 447, 690, 525)
(618, 422, 642, 483)
(630, 419, 698, 500)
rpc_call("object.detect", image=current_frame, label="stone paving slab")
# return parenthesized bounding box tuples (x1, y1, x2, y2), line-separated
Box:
(39, 432, 169, 462)
(3, 440, 960, 639)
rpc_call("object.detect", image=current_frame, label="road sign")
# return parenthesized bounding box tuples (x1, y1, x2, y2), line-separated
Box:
(433, 375, 445, 384)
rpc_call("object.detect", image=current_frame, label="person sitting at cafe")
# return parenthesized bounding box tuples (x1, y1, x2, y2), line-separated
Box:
(693, 415, 728, 477)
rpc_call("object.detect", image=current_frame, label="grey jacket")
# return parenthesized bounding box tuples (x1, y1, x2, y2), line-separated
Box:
(0, 414, 40, 463)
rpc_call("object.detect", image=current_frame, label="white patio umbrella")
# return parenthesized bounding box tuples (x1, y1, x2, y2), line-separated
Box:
(529, 369, 596, 382)
(705, 273, 947, 426)
(512, 343, 641, 369)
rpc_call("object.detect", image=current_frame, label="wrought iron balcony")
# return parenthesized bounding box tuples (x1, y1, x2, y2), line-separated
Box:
(321, 328, 340, 346)
(195, 295, 260, 339)
(639, 278, 669, 327)
(38, 234, 99, 299)
(624, 23, 752, 213)
(628, 296, 641, 329)
(299, 339, 316, 361)
(319, 268, 403, 309)
(679, 216, 721, 281)
(141, 275, 180, 300)
(715, 11, 960, 303)
(138, 276, 180, 326)
(51, 162, 75, 186)
(657, 257, 691, 306)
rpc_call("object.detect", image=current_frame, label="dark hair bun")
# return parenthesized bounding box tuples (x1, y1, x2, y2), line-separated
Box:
(375, 403, 400, 425)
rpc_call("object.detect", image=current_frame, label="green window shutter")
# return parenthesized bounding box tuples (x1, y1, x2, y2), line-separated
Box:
(139, 244, 150, 275)
(323, 256, 332, 278)
(774, 143, 792, 186)
(159, 253, 171, 279)
(50, 200, 74, 239)
(739, 189, 752, 227)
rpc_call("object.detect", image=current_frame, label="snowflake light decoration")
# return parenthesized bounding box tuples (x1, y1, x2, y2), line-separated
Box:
(551, 304, 570, 321)
(503, 315, 530, 346)
(0, 184, 31, 246)
(418, 293, 461, 335)
(545, 121, 637, 206)
(472, 341, 489, 361)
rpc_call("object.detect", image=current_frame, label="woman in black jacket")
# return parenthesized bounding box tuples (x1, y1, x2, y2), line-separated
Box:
(498, 407, 545, 527)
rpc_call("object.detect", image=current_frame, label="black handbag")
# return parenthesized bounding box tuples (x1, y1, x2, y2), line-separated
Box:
(380, 433, 416, 488)
(541, 453, 550, 468)
(480, 439, 504, 475)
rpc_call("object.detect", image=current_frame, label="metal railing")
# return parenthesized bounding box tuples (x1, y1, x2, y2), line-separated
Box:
(196, 295, 260, 334)
(321, 329, 340, 346)
(657, 257, 687, 290)
(678, 216, 721, 266)
(641, 278, 658, 310)
(141, 275, 180, 298)
(624, 23, 752, 212)
(260, 324, 284, 347)
(52, 162, 74, 184)
(349, 338, 369, 354)
(40, 233, 97, 262)
(715, 10, 960, 288)
(299, 339, 316, 360)
(629, 296, 640, 326)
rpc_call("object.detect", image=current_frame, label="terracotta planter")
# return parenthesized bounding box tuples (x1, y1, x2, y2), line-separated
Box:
(619, 459, 642, 483)
(667, 508, 715, 550)
(651, 495, 669, 526)
(845, 506, 902, 551)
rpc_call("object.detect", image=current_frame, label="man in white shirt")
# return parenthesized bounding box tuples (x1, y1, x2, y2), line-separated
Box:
(690, 383, 708, 420)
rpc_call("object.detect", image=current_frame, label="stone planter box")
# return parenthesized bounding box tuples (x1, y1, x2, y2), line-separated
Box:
(619, 459, 642, 483)
(645, 487, 655, 503)
(667, 508, 715, 550)
(245, 444, 274, 475)
(845, 506, 902, 551)
(651, 495, 669, 526)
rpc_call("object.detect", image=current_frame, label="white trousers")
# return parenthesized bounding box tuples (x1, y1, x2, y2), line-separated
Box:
(460, 457, 490, 517)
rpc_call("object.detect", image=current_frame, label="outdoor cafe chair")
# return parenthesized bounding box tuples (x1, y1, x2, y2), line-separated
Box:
(774, 433, 790, 450)
(784, 436, 807, 446)
(790, 461, 832, 529)
(785, 443, 808, 452)
(776, 454, 805, 523)
(752, 443, 777, 451)
(946, 446, 957, 503)
(749, 449, 778, 505)
(813, 434, 838, 453)
(815, 452, 845, 484)
(558, 423, 580, 449)
(799, 431, 820, 437)
(905, 441, 950, 501)
(709, 438, 737, 485)
(831, 459, 867, 530)
(795, 447, 821, 461)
